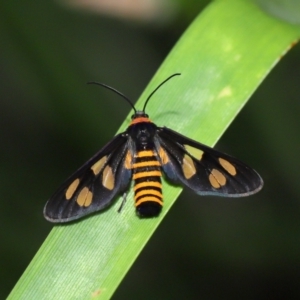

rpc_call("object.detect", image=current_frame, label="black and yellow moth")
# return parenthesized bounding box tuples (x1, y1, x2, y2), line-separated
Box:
(44, 74, 263, 222)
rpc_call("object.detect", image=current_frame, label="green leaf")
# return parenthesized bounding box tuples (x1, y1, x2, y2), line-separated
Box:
(8, 0, 300, 299)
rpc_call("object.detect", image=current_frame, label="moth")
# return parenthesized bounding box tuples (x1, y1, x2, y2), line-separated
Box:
(44, 73, 263, 222)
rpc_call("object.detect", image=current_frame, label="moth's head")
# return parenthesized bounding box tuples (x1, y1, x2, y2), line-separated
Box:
(131, 111, 149, 120)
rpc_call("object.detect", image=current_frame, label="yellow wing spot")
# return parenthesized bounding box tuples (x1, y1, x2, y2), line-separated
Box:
(135, 197, 163, 207)
(65, 178, 80, 200)
(182, 154, 196, 179)
(91, 156, 107, 175)
(102, 165, 115, 190)
(158, 147, 169, 164)
(184, 145, 204, 160)
(209, 169, 226, 189)
(77, 187, 93, 207)
(135, 150, 156, 158)
(84, 190, 93, 207)
(135, 189, 162, 201)
(124, 150, 132, 169)
(134, 181, 162, 191)
(133, 170, 162, 179)
(219, 158, 236, 175)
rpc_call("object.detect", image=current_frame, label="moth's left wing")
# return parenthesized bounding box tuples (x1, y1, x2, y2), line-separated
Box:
(156, 127, 263, 197)
(44, 133, 132, 223)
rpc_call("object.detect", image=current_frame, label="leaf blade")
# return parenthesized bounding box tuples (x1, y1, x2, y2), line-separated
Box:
(8, 1, 300, 299)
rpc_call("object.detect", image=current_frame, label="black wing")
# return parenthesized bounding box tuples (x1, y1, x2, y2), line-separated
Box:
(156, 127, 263, 197)
(44, 133, 132, 222)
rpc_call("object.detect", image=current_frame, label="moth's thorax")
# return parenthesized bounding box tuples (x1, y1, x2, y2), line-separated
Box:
(128, 112, 158, 148)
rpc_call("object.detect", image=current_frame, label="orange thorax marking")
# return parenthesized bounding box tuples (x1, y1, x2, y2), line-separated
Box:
(130, 117, 152, 125)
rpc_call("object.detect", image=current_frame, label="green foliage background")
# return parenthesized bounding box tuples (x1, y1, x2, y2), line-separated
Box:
(1, 0, 300, 299)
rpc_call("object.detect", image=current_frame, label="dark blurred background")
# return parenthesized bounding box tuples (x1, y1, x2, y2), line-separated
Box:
(1, 1, 300, 299)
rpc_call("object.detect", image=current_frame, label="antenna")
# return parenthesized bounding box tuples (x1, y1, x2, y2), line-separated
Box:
(88, 73, 181, 114)
(142, 73, 181, 112)
(87, 81, 137, 113)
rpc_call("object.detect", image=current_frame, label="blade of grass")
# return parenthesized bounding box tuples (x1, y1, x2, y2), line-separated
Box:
(8, 0, 300, 299)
